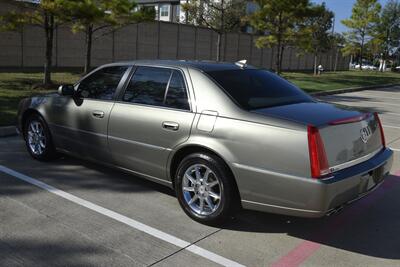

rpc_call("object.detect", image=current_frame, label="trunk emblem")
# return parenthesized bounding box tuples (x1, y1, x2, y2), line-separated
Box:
(360, 126, 372, 143)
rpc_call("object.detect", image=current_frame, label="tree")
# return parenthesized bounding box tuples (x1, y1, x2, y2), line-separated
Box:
(182, 0, 246, 61)
(299, 3, 334, 75)
(375, 0, 400, 71)
(341, 0, 381, 69)
(0, 0, 63, 86)
(330, 33, 345, 71)
(249, 0, 312, 74)
(60, 0, 154, 73)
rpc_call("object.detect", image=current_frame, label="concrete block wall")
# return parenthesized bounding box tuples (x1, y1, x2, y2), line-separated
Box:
(0, 2, 350, 71)
(114, 25, 137, 62)
(177, 24, 196, 60)
(159, 22, 178, 59)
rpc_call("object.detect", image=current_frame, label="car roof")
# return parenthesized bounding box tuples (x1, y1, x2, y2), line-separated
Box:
(104, 60, 257, 72)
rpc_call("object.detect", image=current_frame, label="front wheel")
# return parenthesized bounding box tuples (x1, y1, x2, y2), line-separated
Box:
(175, 153, 239, 225)
(24, 114, 57, 161)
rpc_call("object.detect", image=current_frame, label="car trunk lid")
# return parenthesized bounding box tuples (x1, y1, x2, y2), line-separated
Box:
(253, 101, 384, 172)
(318, 113, 383, 171)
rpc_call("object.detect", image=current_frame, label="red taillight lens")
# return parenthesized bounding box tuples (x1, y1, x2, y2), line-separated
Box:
(374, 112, 386, 147)
(308, 125, 330, 179)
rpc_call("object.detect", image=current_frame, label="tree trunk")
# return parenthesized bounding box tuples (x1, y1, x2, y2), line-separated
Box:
(275, 45, 281, 74)
(43, 13, 54, 86)
(279, 45, 285, 74)
(359, 35, 365, 71)
(313, 53, 318, 76)
(84, 24, 93, 74)
(216, 32, 222, 61)
(334, 48, 339, 72)
(348, 54, 353, 70)
(217, 0, 224, 62)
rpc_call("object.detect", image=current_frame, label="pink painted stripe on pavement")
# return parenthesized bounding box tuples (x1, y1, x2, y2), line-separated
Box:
(270, 171, 400, 267)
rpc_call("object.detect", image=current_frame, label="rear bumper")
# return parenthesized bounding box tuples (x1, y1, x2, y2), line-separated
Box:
(240, 148, 393, 217)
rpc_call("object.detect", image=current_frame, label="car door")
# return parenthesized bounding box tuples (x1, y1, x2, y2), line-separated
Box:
(108, 66, 195, 183)
(48, 65, 130, 162)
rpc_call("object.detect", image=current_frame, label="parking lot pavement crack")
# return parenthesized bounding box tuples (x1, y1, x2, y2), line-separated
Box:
(147, 228, 223, 267)
(2, 195, 145, 266)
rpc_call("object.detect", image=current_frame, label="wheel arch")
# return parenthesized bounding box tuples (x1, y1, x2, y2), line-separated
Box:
(168, 144, 241, 202)
(21, 109, 44, 137)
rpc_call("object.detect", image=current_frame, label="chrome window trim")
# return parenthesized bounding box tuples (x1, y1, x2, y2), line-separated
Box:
(113, 100, 194, 114)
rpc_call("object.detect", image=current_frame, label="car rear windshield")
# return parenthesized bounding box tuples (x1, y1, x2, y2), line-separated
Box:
(206, 69, 313, 110)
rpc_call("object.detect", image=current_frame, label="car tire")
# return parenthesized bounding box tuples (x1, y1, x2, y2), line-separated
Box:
(24, 113, 57, 161)
(175, 152, 239, 225)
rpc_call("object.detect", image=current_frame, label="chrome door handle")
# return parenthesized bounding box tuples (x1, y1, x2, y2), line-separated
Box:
(92, 110, 105, 118)
(162, 122, 179, 131)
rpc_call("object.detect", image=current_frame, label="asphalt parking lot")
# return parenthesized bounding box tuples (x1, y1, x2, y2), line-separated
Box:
(1, 86, 400, 267)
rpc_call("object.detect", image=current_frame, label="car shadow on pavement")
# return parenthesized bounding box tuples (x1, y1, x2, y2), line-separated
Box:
(226, 173, 400, 260)
(0, 151, 175, 198)
(0, 237, 125, 267)
(46, 155, 176, 197)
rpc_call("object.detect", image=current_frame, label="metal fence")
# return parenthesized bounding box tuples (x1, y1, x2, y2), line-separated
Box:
(0, 1, 350, 71)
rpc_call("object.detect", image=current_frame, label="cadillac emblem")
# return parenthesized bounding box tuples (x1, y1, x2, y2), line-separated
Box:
(360, 126, 372, 143)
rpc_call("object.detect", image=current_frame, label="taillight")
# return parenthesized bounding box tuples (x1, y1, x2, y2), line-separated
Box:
(374, 112, 386, 147)
(308, 125, 330, 179)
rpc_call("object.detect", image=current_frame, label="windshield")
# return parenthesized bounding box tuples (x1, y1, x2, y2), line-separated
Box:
(206, 69, 313, 110)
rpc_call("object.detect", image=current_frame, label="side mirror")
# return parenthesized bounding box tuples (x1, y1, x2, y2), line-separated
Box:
(58, 84, 75, 96)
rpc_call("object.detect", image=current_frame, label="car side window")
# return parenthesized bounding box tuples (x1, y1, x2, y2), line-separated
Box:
(122, 66, 190, 110)
(78, 66, 128, 100)
(123, 66, 171, 106)
(165, 70, 190, 110)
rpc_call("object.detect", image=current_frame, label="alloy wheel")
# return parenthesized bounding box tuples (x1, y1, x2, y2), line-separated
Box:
(27, 120, 46, 155)
(182, 164, 222, 216)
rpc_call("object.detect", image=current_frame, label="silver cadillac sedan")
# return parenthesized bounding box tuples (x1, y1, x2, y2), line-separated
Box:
(17, 60, 393, 225)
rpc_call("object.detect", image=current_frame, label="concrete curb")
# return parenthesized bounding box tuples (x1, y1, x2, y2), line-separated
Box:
(0, 126, 17, 137)
(311, 83, 400, 96)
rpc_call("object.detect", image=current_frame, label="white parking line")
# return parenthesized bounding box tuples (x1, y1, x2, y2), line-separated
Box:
(0, 165, 245, 267)
(383, 124, 400, 130)
(391, 148, 400, 152)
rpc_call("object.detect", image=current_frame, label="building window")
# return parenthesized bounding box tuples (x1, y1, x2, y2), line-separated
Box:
(160, 5, 169, 17)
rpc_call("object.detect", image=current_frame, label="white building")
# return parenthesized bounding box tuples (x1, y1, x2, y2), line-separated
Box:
(137, 0, 255, 28)
(137, 0, 189, 23)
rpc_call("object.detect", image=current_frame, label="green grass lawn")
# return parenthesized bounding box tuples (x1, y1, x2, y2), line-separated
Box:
(0, 72, 81, 126)
(0, 70, 400, 126)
